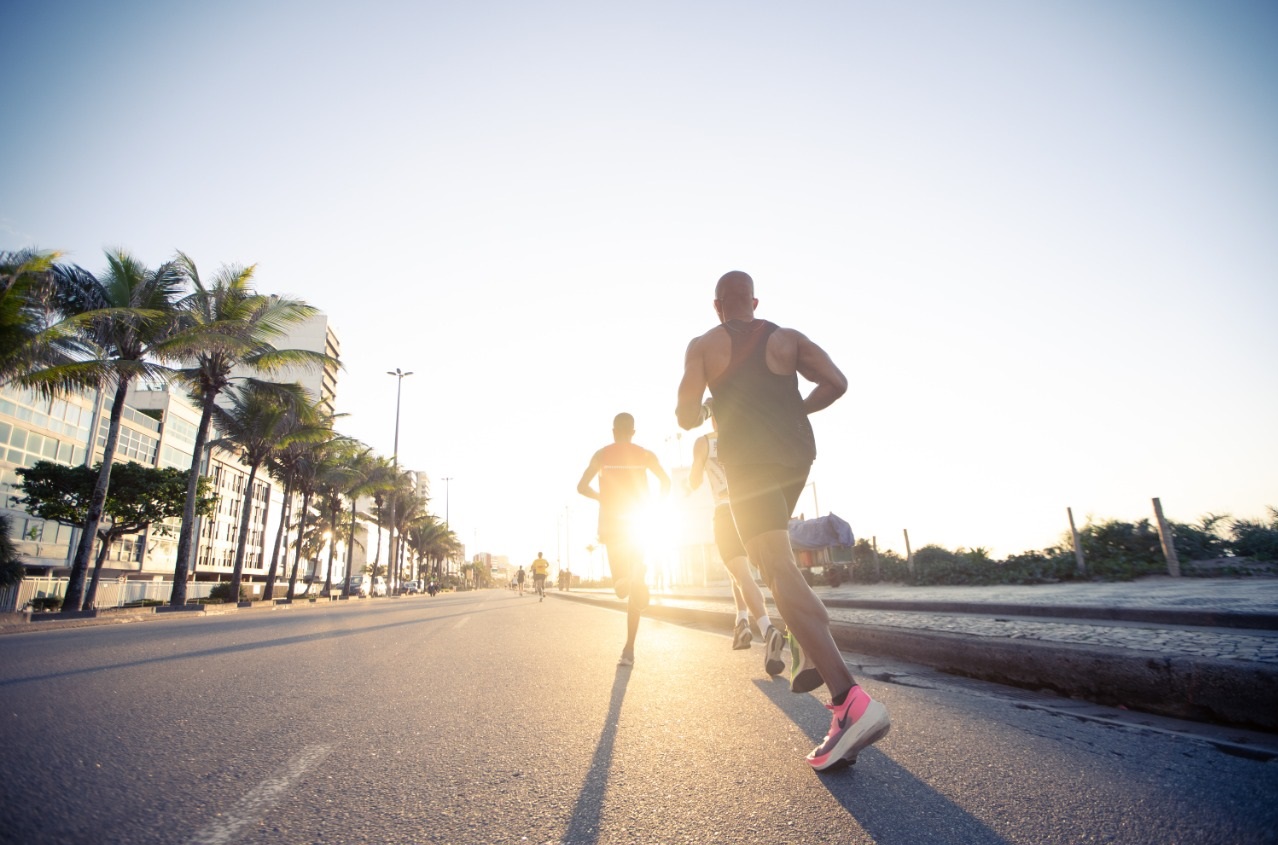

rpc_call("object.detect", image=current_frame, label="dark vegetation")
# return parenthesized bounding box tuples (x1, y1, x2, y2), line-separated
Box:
(838, 508, 1278, 586)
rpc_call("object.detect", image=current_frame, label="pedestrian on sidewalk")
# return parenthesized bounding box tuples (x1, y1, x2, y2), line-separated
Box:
(577, 412, 671, 667)
(676, 270, 890, 771)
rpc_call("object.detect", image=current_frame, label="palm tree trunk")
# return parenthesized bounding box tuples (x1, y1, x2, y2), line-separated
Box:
(286, 491, 312, 600)
(170, 391, 216, 606)
(322, 495, 339, 594)
(342, 497, 358, 597)
(63, 376, 129, 614)
(264, 480, 293, 601)
(83, 530, 115, 611)
(228, 462, 261, 602)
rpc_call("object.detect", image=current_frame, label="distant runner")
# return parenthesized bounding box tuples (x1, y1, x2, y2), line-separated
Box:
(577, 412, 671, 667)
(530, 552, 551, 601)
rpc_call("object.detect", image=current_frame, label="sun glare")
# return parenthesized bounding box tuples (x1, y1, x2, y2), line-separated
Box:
(635, 498, 680, 555)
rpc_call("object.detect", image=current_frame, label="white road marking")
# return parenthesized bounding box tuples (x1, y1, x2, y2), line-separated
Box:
(185, 744, 331, 845)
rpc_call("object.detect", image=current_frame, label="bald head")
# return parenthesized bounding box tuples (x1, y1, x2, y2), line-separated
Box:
(612, 412, 635, 442)
(714, 270, 757, 321)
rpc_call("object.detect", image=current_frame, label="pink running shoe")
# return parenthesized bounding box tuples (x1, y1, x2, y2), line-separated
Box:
(806, 686, 890, 771)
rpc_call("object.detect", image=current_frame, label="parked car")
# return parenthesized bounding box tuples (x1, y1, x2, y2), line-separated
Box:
(402, 580, 423, 595)
(370, 576, 388, 597)
(347, 575, 372, 597)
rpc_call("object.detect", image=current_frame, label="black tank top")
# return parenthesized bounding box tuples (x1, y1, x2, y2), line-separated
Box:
(708, 319, 816, 468)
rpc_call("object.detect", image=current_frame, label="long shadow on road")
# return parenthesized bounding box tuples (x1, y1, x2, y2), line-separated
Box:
(560, 665, 632, 845)
(753, 678, 1013, 845)
(0, 605, 507, 688)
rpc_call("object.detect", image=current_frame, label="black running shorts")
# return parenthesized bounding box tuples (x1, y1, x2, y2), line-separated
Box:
(723, 463, 811, 544)
(713, 504, 747, 562)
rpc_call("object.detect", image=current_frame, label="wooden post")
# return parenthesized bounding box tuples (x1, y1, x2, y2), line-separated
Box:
(1152, 497, 1181, 577)
(1067, 507, 1086, 577)
(872, 536, 881, 581)
(904, 529, 913, 579)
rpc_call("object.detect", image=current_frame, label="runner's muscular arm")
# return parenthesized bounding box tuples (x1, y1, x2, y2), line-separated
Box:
(676, 337, 710, 431)
(794, 331, 848, 414)
(576, 451, 603, 501)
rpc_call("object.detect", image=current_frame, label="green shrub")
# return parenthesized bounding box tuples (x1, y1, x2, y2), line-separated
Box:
(207, 582, 250, 602)
(29, 596, 63, 611)
(122, 599, 162, 607)
(1231, 508, 1278, 562)
(0, 514, 23, 587)
(1073, 518, 1164, 579)
(811, 509, 1277, 587)
(999, 549, 1077, 584)
(846, 540, 908, 583)
(1171, 514, 1232, 561)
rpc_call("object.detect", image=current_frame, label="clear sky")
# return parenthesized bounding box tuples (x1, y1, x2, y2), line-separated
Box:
(4, 0, 1276, 569)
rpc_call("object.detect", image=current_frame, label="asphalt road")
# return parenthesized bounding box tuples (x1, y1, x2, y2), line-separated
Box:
(1, 590, 1275, 845)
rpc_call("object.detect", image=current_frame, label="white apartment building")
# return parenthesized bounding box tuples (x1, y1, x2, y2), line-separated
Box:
(2, 310, 352, 594)
(231, 311, 341, 418)
(0, 382, 288, 592)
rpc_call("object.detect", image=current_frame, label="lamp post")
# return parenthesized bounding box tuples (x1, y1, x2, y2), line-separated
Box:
(442, 476, 453, 584)
(387, 368, 412, 594)
(803, 481, 820, 519)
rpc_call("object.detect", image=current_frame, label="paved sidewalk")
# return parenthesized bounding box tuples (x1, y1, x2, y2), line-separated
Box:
(554, 575, 1278, 733)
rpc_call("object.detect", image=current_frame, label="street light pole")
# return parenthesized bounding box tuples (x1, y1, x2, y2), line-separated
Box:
(442, 476, 453, 584)
(803, 481, 820, 518)
(387, 368, 413, 593)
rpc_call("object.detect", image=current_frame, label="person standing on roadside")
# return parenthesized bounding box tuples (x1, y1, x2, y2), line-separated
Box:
(516, 565, 526, 596)
(675, 270, 890, 771)
(577, 412, 671, 667)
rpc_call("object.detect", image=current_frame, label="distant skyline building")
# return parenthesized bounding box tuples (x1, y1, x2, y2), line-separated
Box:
(411, 470, 430, 500)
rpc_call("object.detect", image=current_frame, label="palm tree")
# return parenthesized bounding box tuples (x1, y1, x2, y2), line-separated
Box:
(0, 249, 64, 383)
(211, 380, 322, 602)
(262, 438, 304, 602)
(385, 471, 424, 593)
(11, 250, 185, 613)
(428, 527, 463, 585)
(313, 437, 361, 594)
(365, 456, 398, 576)
(283, 430, 347, 599)
(164, 253, 331, 606)
(407, 514, 445, 582)
(337, 447, 390, 597)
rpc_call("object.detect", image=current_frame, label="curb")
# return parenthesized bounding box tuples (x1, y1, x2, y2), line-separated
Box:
(820, 598, 1278, 631)
(0, 598, 311, 634)
(831, 623, 1278, 733)
(553, 592, 1278, 733)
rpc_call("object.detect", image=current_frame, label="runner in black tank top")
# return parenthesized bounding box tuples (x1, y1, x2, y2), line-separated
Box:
(710, 319, 815, 471)
(676, 270, 891, 771)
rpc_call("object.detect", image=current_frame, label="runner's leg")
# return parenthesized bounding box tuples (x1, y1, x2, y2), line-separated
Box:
(746, 530, 851, 700)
